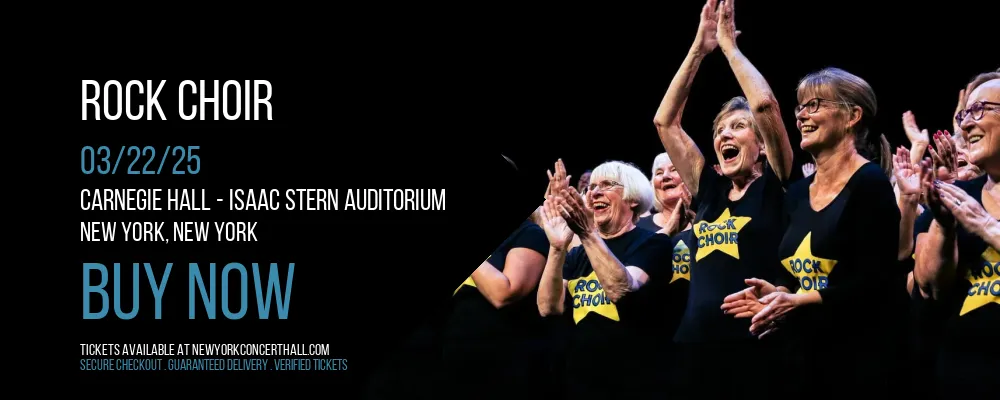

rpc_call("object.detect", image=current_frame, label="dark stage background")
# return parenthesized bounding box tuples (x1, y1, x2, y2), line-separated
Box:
(30, 0, 996, 396)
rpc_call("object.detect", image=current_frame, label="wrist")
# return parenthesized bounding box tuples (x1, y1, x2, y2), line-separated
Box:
(578, 229, 600, 245)
(688, 46, 709, 59)
(721, 45, 739, 58)
(899, 194, 920, 207)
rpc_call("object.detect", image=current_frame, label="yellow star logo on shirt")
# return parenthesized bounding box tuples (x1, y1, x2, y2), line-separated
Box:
(567, 270, 620, 324)
(959, 246, 1000, 316)
(782, 232, 838, 294)
(671, 239, 691, 283)
(694, 208, 751, 261)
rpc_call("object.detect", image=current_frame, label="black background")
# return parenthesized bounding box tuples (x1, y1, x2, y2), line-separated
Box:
(25, 0, 997, 396)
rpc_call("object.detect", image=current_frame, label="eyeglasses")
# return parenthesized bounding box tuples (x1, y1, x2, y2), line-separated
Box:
(587, 180, 623, 193)
(794, 98, 852, 115)
(955, 101, 1000, 126)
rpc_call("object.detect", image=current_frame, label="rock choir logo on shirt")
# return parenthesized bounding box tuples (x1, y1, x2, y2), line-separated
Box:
(567, 270, 620, 324)
(782, 232, 838, 294)
(959, 246, 1000, 316)
(671, 239, 691, 283)
(694, 208, 751, 261)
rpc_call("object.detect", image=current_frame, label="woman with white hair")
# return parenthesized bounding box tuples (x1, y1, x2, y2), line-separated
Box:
(651, 1, 794, 396)
(637, 152, 697, 338)
(537, 159, 676, 398)
(636, 152, 696, 236)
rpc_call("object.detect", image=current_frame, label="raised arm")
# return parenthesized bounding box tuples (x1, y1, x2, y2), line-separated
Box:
(715, 0, 793, 181)
(537, 163, 574, 316)
(652, 0, 719, 198)
(893, 146, 923, 260)
(557, 188, 647, 302)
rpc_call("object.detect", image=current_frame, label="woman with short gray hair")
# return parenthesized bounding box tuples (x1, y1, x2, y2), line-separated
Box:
(637, 152, 695, 236)
(536, 158, 676, 398)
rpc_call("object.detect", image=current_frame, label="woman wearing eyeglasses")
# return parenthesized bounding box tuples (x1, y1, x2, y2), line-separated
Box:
(720, 65, 912, 394)
(536, 159, 676, 398)
(910, 71, 999, 397)
(651, 1, 795, 397)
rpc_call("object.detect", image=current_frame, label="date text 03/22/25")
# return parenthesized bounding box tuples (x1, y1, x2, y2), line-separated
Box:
(82, 145, 200, 175)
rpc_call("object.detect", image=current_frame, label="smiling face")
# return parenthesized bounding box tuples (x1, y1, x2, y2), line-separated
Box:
(962, 79, 1000, 172)
(713, 110, 763, 178)
(652, 160, 685, 209)
(794, 68, 876, 157)
(586, 177, 637, 232)
(795, 87, 857, 154)
(953, 132, 984, 180)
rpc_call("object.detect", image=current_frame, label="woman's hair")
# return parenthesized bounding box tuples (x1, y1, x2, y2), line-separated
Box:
(968, 71, 1000, 93)
(798, 67, 882, 167)
(711, 96, 762, 144)
(590, 161, 655, 222)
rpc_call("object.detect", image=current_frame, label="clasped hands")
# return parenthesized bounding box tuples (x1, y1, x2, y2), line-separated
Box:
(720, 278, 801, 339)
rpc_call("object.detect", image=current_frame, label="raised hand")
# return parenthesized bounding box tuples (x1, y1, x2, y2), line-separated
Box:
(546, 159, 572, 197)
(893, 146, 920, 197)
(801, 162, 816, 178)
(715, 0, 742, 51)
(556, 187, 595, 235)
(540, 195, 575, 251)
(902, 111, 930, 147)
(919, 158, 956, 228)
(692, 0, 720, 56)
(661, 200, 687, 236)
(928, 130, 958, 183)
(937, 182, 997, 238)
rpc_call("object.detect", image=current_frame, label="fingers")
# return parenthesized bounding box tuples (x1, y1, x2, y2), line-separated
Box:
(902, 110, 915, 129)
(937, 181, 969, 200)
(758, 326, 780, 339)
(560, 188, 584, 211)
(542, 196, 556, 221)
(720, 299, 747, 313)
(723, 303, 751, 315)
(937, 188, 960, 211)
(745, 278, 769, 292)
(758, 292, 780, 304)
(750, 303, 772, 325)
(722, 287, 751, 303)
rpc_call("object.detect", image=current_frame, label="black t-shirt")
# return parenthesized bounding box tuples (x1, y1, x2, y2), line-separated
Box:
(674, 161, 788, 343)
(636, 213, 660, 232)
(912, 175, 998, 393)
(666, 229, 694, 337)
(444, 219, 550, 345)
(776, 162, 903, 374)
(560, 226, 674, 396)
